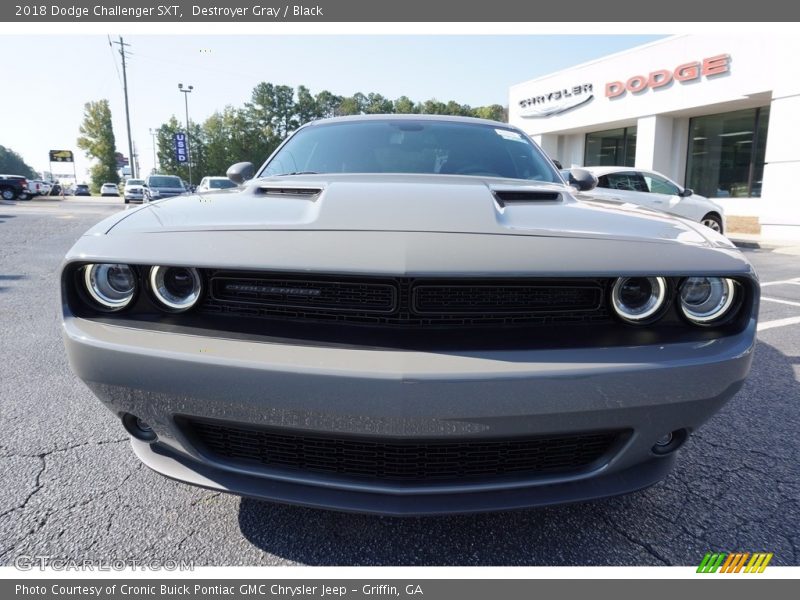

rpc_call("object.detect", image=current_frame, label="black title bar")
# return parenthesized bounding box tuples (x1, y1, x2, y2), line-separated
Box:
(4, 1, 800, 22)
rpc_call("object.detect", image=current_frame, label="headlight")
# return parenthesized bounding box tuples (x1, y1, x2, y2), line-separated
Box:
(611, 276, 667, 323)
(679, 277, 736, 324)
(83, 264, 136, 310)
(149, 266, 202, 311)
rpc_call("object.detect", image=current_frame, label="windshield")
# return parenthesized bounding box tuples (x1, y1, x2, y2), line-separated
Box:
(148, 176, 183, 188)
(261, 120, 559, 182)
(210, 178, 237, 189)
(126, 179, 144, 186)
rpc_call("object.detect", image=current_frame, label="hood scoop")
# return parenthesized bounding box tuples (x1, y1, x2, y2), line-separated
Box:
(256, 186, 322, 198)
(492, 190, 562, 207)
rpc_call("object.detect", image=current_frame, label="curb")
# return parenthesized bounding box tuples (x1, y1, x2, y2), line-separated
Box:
(729, 238, 785, 251)
(730, 238, 764, 249)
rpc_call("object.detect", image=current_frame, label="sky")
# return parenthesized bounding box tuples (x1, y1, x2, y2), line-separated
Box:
(0, 34, 663, 182)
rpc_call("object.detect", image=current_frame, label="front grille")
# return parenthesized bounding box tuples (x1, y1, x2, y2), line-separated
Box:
(201, 272, 610, 328)
(186, 419, 622, 483)
(212, 276, 396, 313)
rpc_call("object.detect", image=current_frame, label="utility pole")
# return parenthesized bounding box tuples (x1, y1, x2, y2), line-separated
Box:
(112, 36, 136, 179)
(149, 128, 158, 174)
(178, 83, 194, 186)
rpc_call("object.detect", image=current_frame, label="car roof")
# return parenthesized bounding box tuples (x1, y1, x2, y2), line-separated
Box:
(581, 166, 667, 177)
(299, 113, 516, 131)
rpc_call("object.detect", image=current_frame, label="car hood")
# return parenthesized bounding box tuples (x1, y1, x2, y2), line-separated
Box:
(102, 173, 725, 247)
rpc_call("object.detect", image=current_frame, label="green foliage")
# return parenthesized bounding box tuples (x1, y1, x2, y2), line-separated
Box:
(153, 84, 508, 179)
(76, 99, 119, 193)
(0, 145, 35, 178)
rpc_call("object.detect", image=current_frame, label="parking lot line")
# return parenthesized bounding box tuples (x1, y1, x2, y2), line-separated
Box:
(761, 278, 800, 287)
(757, 316, 800, 331)
(761, 296, 800, 308)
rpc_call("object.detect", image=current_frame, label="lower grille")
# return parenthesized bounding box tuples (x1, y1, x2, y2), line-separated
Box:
(186, 419, 622, 483)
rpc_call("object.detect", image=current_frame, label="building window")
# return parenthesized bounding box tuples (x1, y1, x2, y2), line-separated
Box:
(585, 127, 637, 167)
(686, 107, 769, 198)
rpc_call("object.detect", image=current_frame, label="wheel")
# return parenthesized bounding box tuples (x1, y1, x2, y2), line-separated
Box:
(1, 187, 15, 201)
(17, 192, 30, 201)
(124, 198, 130, 204)
(701, 213, 723, 234)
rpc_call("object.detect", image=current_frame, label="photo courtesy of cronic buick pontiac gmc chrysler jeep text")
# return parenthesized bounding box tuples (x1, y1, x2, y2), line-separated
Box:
(61, 115, 759, 515)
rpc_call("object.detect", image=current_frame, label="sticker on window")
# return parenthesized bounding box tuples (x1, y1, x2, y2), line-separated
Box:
(495, 129, 524, 141)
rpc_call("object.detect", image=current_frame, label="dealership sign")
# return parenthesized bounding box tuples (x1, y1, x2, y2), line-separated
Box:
(49, 150, 73, 162)
(173, 132, 188, 163)
(606, 54, 730, 98)
(517, 54, 730, 118)
(518, 83, 594, 118)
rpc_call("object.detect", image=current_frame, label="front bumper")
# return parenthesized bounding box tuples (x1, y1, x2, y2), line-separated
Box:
(63, 316, 756, 514)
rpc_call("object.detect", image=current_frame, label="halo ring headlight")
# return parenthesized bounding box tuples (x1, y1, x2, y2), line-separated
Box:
(83, 263, 136, 310)
(611, 276, 667, 323)
(149, 266, 202, 311)
(679, 277, 736, 324)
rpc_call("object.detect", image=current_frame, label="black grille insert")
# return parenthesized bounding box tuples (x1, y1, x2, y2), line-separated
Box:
(212, 276, 396, 313)
(202, 273, 610, 328)
(186, 419, 622, 483)
(413, 283, 600, 314)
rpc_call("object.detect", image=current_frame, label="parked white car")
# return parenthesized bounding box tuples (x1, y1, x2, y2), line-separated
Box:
(573, 167, 726, 234)
(100, 183, 120, 197)
(123, 178, 146, 204)
(196, 176, 238, 193)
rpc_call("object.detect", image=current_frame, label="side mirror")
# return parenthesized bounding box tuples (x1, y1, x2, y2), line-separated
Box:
(680, 188, 693, 197)
(226, 162, 255, 185)
(567, 168, 598, 192)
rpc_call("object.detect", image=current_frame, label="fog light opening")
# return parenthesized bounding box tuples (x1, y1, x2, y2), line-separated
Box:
(652, 429, 688, 455)
(121, 413, 157, 442)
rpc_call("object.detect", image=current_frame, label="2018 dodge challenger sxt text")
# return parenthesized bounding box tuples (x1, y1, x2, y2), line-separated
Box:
(61, 115, 758, 515)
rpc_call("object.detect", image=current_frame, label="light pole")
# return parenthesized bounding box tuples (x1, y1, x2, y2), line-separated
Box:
(178, 83, 194, 186)
(149, 128, 158, 174)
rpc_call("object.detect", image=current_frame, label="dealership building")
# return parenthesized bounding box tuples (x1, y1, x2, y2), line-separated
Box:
(509, 34, 800, 239)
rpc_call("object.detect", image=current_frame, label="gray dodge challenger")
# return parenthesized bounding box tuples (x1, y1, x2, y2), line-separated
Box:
(61, 115, 759, 514)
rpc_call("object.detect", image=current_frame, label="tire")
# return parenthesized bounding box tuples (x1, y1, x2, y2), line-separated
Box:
(1, 187, 15, 201)
(17, 192, 30, 201)
(124, 198, 130, 204)
(701, 213, 723, 234)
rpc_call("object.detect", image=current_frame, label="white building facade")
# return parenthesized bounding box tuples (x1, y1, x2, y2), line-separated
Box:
(509, 34, 800, 239)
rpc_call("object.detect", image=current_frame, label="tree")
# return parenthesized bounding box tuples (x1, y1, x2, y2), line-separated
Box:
(315, 90, 342, 118)
(420, 98, 448, 114)
(296, 85, 322, 126)
(364, 93, 393, 114)
(393, 96, 417, 114)
(202, 106, 262, 175)
(76, 99, 119, 192)
(472, 104, 506, 122)
(0, 145, 35, 178)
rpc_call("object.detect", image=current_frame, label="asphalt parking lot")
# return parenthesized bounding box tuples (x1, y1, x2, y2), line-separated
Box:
(0, 196, 798, 566)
